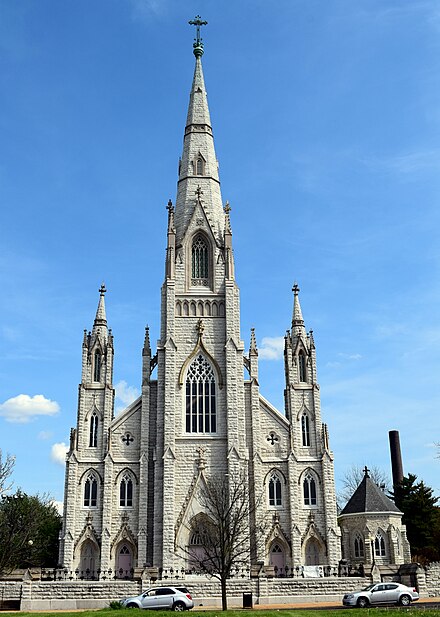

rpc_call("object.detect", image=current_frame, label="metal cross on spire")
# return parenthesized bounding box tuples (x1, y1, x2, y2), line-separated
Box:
(189, 15, 208, 57)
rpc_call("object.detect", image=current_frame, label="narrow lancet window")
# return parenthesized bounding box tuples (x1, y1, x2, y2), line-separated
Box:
(84, 474, 98, 507)
(301, 413, 310, 446)
(120, 475, 133, 507)
(191, 235, 209, 286)
(89, 413, 98, 447)
(298, 351, 307, 382)
(268, 472, 282, 507)
(375, 533, 386, 556)
(185, 354, 216, 433)
(303, 473, 317, 506)
(354, 534, 364, 558)
(93, 350, 101, 382)
(196, 157, 204, 175)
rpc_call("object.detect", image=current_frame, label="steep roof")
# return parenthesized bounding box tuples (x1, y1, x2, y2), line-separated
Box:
(340, 469, 401, 515)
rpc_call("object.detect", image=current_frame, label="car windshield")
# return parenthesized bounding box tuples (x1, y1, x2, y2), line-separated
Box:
(361, 584, 376, 591)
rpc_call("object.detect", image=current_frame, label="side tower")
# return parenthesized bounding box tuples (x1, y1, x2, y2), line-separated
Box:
(284, 284, 340, 566)
(153, 20, 248, 571)
(59, 285, 115, 570)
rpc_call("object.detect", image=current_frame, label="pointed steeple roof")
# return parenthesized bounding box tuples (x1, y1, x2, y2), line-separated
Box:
(174, 19, 224, 245)
(94, 283, 107, 328)
(340, 467, 401, 515)
(291, 282, 307, 339)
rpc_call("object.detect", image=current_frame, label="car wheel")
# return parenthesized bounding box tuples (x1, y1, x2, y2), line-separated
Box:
(126, 603, 138, 609)
(357, 597, 369, 608)
(173, 601, 186, 611)
(399, 595, 411, 606)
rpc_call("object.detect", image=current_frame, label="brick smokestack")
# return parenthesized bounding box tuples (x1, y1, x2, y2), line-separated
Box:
(389, 430, 404, 487)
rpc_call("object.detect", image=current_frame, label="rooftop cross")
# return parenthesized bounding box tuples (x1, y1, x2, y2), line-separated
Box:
(99, 283, 107, 296)
(189, 15, 208, 57)
(292, 282, 300, 295)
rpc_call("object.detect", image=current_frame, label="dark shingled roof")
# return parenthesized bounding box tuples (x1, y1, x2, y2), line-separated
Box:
(340, 471, 401, 515)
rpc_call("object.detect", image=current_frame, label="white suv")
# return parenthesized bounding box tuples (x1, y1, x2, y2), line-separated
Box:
(121, 586, 194, 611)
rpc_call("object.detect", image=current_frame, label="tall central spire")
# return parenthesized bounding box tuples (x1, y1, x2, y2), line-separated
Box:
(174, 17, 224, 245)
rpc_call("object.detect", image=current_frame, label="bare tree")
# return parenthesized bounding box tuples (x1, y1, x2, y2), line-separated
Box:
(338, 465, 390, 510)
(0, 449, 15, 495)
(180, 471, 265, 611)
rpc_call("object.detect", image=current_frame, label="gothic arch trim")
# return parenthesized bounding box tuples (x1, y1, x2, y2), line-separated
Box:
(114, 468, 138, 486)
(178, 336, 223, 389)
(78, 468, 103, 486)
(263, 468, 287, 485)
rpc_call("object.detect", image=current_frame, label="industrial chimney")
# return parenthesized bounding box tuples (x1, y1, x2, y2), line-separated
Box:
(389, 430, 404, 487)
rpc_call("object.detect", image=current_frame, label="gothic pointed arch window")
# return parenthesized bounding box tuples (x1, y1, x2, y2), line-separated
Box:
(303, 472, 317, 506)
(93, 350, 101, 382)
(298, 350, 307, 382)
(301, 412, 310, 446)
(84, 472, 98, 507)
(354, 533, 364, 558)
(89, 412, 98, 448)
(119, 474, 133, 507)
(268, 471, 282, 507)
(374, 532, 386, 556)
(196, 157, 204, 176)
(185, 353, 216, 433)
(191, 234, 209, 287)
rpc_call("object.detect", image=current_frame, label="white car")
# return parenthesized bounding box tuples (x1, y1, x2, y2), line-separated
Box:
(343, 582, 419, 608)
(121, 586, 194, 611)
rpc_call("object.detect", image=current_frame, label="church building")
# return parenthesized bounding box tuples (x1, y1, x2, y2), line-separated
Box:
(59, 20, 341, 577)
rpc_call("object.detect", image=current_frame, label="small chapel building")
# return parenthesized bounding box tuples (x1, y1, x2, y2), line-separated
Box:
(59, 21, 342, 577)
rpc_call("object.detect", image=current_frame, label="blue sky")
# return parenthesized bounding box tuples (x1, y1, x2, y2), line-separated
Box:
(1, 0, 440, 508)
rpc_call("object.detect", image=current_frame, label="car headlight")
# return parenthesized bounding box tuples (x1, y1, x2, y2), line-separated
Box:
(346, 595, 354, 599)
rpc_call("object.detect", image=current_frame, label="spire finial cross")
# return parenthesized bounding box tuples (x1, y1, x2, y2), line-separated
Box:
(363, 466, 370, 477)
(99, 283, 107, 296)
(189, 15, 208, 58)
(189, 15, 208, 45)
(292, 282, 300, 295)
(224, 200, 231, 214)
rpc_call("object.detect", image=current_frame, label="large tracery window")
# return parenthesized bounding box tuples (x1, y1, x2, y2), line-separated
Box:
(191, 236, 209, 286)
(186, 354, 216, 433)
(375, 533, 386, 556)
(354, 533, 364, 558)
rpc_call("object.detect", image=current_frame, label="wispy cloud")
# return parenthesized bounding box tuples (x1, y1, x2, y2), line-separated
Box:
(258, 336, 284, 361)
(0, 394, 59, 424)
(51, 442, 68, 466)
(115, 380, 140, 414)
(38, 430, 53, 440)
(128, 0, 164, 21)
(362, 149, 440, 178)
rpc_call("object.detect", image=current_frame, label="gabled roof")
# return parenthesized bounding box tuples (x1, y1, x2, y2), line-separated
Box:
(340, 469, 401, 515)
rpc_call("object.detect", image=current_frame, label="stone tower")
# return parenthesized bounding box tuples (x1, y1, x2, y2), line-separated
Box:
(59, 20, 341, 576)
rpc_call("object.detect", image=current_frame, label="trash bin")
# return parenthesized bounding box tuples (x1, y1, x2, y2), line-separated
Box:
(243, 592, 253, 609)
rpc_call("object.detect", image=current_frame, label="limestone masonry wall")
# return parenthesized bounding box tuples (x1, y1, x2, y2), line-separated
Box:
(426, 562, 440, 597)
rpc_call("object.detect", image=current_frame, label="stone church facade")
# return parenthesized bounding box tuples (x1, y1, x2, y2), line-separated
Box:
(59, 28, 341, 577)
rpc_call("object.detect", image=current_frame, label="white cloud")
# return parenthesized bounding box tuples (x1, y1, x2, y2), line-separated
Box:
(338, 352, 362, 360)
(51, 442, 68, 466)
(51, 500, 63, 515)
(129, 0, 163, 21)
(38, 430, 53, 440)
(258, 336, 284, 360)
(0, 394, 59, 424)
(115, 380, 140, 414)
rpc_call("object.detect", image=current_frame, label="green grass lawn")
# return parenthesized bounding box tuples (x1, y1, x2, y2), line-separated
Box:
(3, 609, 440, 617)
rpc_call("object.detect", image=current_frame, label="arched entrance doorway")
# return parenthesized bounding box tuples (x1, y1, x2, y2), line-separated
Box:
(79, 540, 98, 575)
(304, 538, 322, 565)
(116, 544, 132, 578)
(269, 543, 286, 575)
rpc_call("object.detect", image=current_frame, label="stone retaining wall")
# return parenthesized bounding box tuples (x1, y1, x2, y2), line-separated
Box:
(1, 577, 367, 610)
(426, 562, 440, 597)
